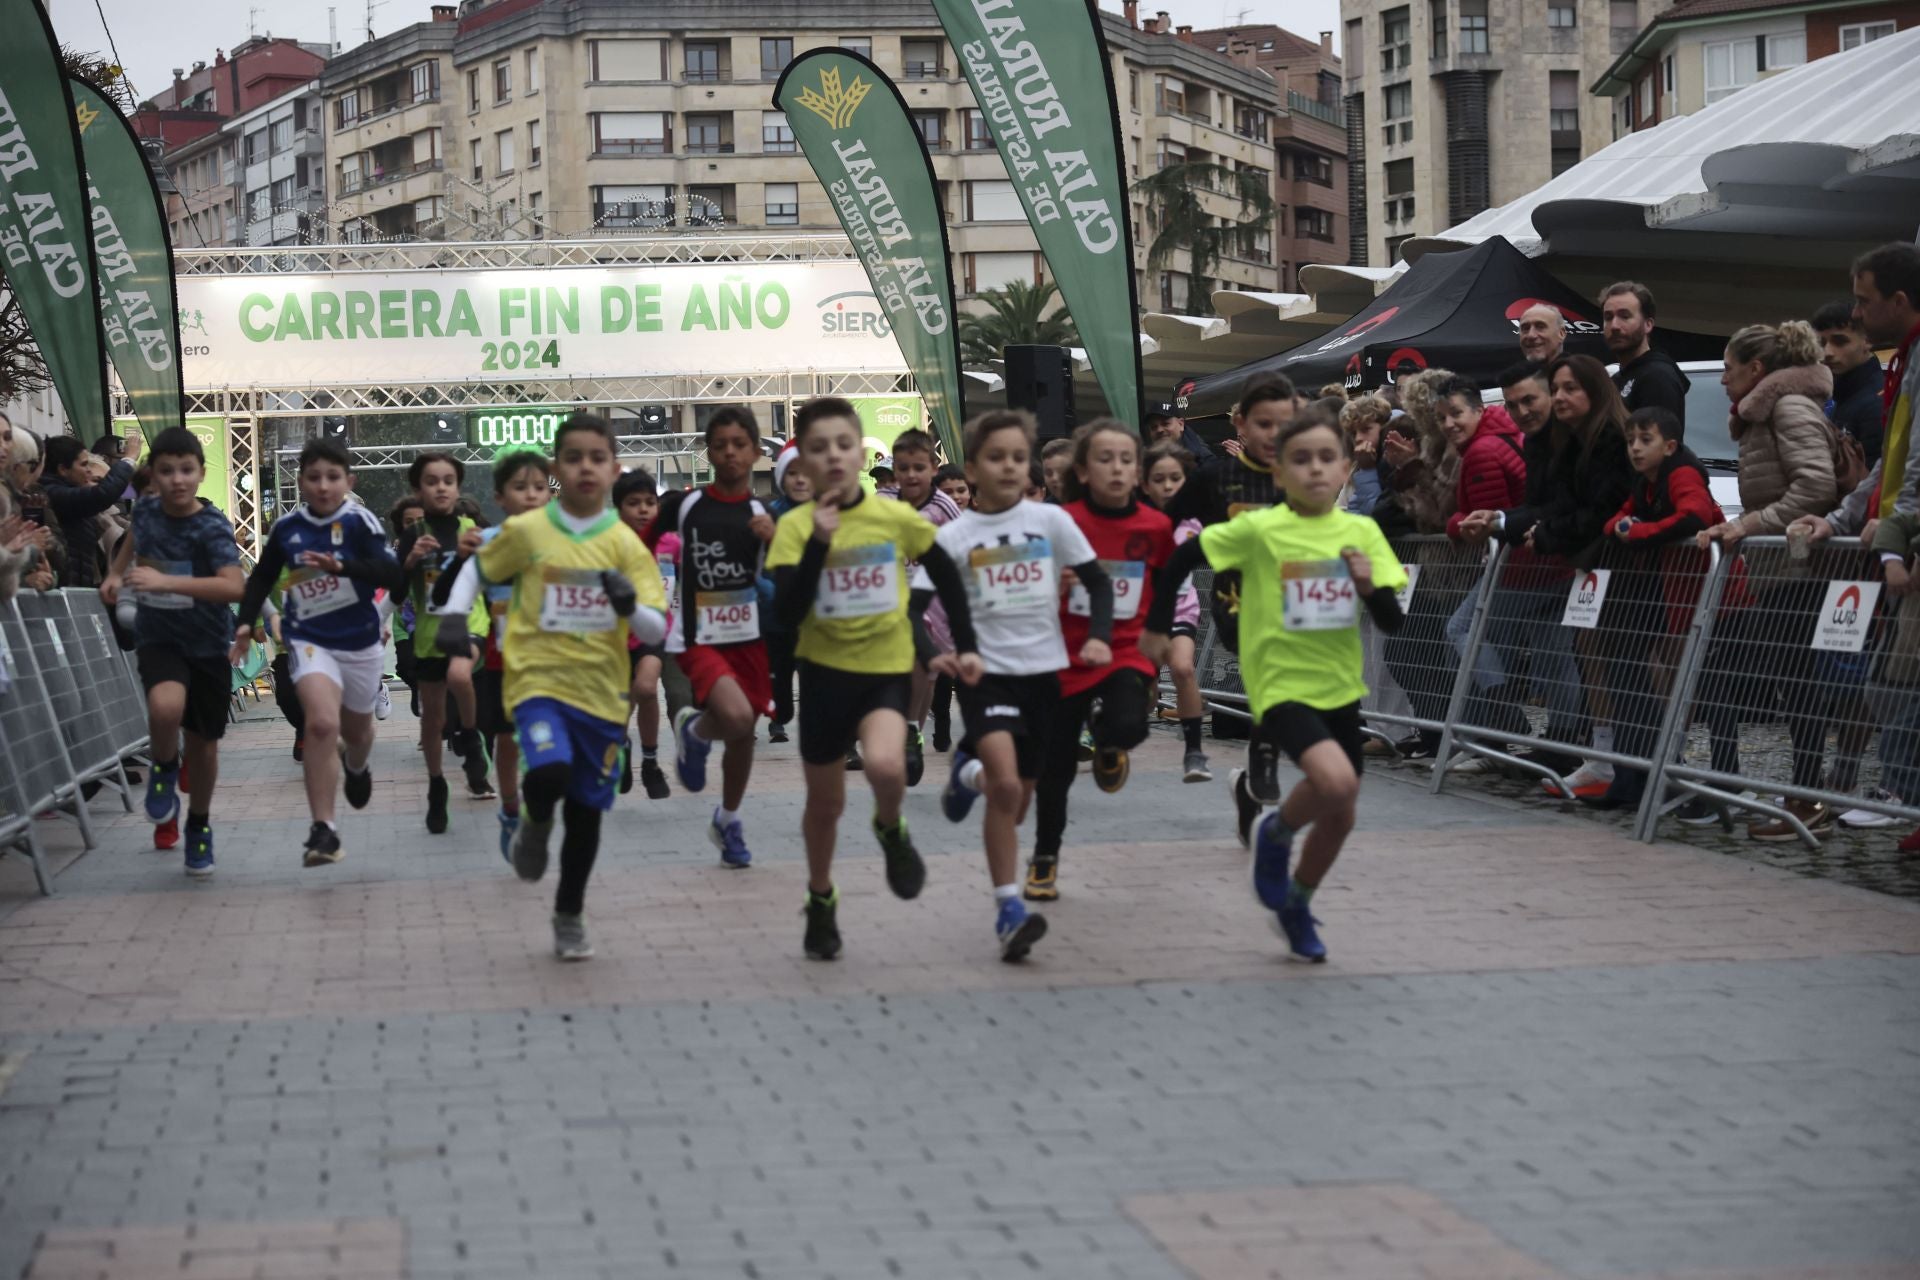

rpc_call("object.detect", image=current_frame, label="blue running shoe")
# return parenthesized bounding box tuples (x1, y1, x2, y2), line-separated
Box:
(942, 750, 979, 823)
(145, 763, 181, 824)
(1252, 813, 1292, 913)
(673, 706, 710, 793)
(498, 810, 519, 866)
(184, 824, 214, 878)
(710, 810, 751, 868)
(1277, 900, 1327, 963)
(995, 897, 1047, 962)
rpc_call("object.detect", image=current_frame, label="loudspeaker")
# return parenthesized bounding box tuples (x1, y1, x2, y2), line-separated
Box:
(1003, 344, 1077, 440)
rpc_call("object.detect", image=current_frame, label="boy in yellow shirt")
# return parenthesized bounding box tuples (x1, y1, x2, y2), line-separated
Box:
(767, 397, 982, 961)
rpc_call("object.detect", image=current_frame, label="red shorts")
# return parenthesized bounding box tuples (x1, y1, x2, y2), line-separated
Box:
(678, 641, 773, 718)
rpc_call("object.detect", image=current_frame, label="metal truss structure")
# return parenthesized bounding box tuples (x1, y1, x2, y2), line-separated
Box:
(172, 232, 860, 276)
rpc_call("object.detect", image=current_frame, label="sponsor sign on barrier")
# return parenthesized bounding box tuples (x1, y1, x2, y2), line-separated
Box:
(1813, 579, 1880, 652)
(1561, 569, 1610, 629)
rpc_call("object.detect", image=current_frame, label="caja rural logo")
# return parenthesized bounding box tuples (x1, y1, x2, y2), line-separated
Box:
(795, 66, 872, 130)
(1506, 297, 1600, 335)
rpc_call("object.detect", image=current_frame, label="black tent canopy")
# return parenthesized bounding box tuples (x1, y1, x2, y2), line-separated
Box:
(1180, 237, 1726, 415)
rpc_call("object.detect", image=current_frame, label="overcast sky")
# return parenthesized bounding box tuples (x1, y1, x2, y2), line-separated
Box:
(49, 0, 1344, 111)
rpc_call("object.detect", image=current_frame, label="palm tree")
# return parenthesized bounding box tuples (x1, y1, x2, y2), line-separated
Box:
(959, 278, 1080, 368)
(1133, 162, 1276, 315)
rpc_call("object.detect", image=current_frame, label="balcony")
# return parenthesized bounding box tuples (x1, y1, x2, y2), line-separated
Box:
(904, 61, 946, 79)
(683, 68, 733, 83)
(336, 88, 440, 134)
(1286, 91, 1344, 128)
(686, 140, 736, 154)
(595, 139, 671, 156)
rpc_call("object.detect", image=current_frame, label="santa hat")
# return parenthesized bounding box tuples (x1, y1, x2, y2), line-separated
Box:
(772, 442, 800, 492)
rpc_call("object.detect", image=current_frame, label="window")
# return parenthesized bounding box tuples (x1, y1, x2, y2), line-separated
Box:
(527, 190, 543, 235)
(1294, 153, 1333, 186)
(684, 113, 730, 153)
(243, 129, 267, 166)
(1157, 140, 1187, 169)
(762, 110, 795, 153)
(1235, 105, 1270, 140)
(466, 69, 479, 111)
(498, 198, 516, 231)
(1763, 32, 1805, 69)
(334, 91, 360, 129)
(339, 153, 363, 194)
(1381, 6, 1410, 69)
(524, 48, 540, 94)
(590, 39, 666, 82)
(1552, 146, 1580, 176)
(761, 37, 794, 78)
(686, 184, 734, 223)
(1663, 54, 1674, 94)
(1459, 0, 1488, 53)
(965, 179, 1024, 222)
(1550, 70, 1579, 134)
(765, 182, 799, 226)
(1383, 158, 1414, 223)
(1703, 38, 1758, 103)
(961, 108, 993, 150)
(1841, 20, 1897, 49)
(1239, 227, 1272, 264)
(493, 58, 511, 103)
(685, 40, 728, 82)
(1159, 272, 1191, 312)
(469, 137, 483, 181)
(839, 36, 872, 57)
(1157, 76, 1186, 115)
(1298, 208, 1336, 241)
(1637, 73, 1654, 122)
(527, 118, 542, 167)
(1129, 69, 1139, 110)
(903, 38, 943, 78)
(911, 110, 944, 150)
(965, 251, 1039, 294)
(271, 175, 294, 207)
(269, 117, 293, 153)
(1548, 2, 1575, 26)
(593, 111, 670, 155)
(1383, 81, 1412, 145)
(495, 128, 515, 173)
(1385, 233, 1412, 262)
(1430, 0, 1446, 57)
(1610, 0, 1638, 28)
(595, 183, 673, 228)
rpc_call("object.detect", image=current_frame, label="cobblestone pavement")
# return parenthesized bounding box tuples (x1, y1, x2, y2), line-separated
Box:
(2, 711, 1918, 1280)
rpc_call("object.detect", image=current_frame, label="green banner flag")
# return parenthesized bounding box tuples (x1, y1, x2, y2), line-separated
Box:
(0, 0, 111, 438)
(73, 78, 183, 444)
(931, 0, 1141, 425)
(775, 49, 965, 461)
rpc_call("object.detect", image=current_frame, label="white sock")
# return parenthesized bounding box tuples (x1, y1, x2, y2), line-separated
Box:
(715, 806, 738, 827)
(690, 715, 713, 743)
(959, 759, 985, 790)
(994, 883, 1020, 903)
(1593, 725, 1614, 752)
(323, 820, 337, 832)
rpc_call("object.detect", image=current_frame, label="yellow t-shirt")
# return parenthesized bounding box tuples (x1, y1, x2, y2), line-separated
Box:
(1199, 505, 1407, 715)
(477, 503, 666, 724)
(767, 495, 938, 675)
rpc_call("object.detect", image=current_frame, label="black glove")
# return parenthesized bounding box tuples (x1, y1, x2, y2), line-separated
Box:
(432, 611, 471, 657)
(601, 569, 637, 618)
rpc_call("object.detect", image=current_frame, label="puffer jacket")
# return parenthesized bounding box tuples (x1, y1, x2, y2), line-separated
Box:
(1445, 412, 1526, 539)
(1731, 363, 1837, 534)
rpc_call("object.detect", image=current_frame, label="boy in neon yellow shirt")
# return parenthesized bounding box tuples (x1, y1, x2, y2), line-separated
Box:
(436, 414, 667, 960)
(1145, 410, 1408, 964)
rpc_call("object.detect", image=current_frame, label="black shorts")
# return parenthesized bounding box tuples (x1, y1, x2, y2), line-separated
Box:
(797, 660, 910, 766)
(138, 647, 230, 742)
(958, 671, 1058, 780)
(1260, 700, 1365, 776)
(473, 667, 510, 739)
(1169, 622, 1198, 643)
(413, 641, 479, 686)
(627, 644, 665, 680)
(1085, 668, 1152, 750)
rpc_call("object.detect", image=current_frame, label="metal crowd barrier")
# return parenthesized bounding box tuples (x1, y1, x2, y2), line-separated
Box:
(0, 589, 152, 894)
(1174, 533, 1920, 848)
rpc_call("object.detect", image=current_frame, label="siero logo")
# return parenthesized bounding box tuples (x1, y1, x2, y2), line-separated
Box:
(818, 291, 893, 339)
(1505, 297, 1600, 334)
(1312, 306, 1400, 354)
(1831, 584, 1864, 626)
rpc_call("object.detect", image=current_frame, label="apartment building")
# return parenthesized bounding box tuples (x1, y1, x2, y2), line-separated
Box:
(315, 0, 1296, 306)
(1340, 0, 1671, 266)
(1594, 0, 1918, 133)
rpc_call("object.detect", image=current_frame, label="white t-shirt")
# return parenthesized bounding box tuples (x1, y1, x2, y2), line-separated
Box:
(934, 500, 1097, 675)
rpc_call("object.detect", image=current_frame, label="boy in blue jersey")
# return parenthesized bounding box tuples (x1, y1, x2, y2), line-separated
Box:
(233, 437, 407, 866)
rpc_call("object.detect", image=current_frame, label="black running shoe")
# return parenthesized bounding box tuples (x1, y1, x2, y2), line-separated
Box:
(932, 726, 951, 754)
(458, 730, 493, 798)
(302, 821, 342, 867)
(874, 815, 925, 900)
(767, 721, 789, 744)
(906, 725, 925, 787)
(343, 761, 373, 811)
(426, 775, 449, 834)
(1247, 739, 1281, 804)
(803, 888, 842, 960)
(1092, 747, 1130, 794)
(639, 757, 670, 800)
(1228, 767, 1262, 849)
(292, 736, 305, 762)
(846, 746, 864, 772)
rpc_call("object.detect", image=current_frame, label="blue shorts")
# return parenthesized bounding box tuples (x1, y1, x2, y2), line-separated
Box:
(513, 697, 627, 811)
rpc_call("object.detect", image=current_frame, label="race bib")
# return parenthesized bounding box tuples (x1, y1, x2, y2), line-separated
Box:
(287, 569, 354, 620)
(1281, 558, 1357, 631)
(1067, 559, 1145, 620)
(695, 588, 759, 644)
(539, 568, 616, 634)
(817, 543, 899, 620)
(135, 557, 193, 610)
(969, 540, 1055, 613)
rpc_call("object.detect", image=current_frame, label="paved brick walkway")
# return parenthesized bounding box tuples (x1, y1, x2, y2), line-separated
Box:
(2, 714, 1917, 1280)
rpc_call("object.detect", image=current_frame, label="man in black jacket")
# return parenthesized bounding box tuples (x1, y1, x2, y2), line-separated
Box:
(1601, 281, 1690, 429)
(41, 431, 140, 588)
(1813, 299, 1887, 465)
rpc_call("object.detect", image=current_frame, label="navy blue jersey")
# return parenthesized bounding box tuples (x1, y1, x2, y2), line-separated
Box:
(241, 502, 401, 651)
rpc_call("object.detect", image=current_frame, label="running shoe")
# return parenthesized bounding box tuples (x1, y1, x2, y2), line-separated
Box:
(154, 817, 179, 850)
(426, 775, 449, 835)
(710, 811, 752, 868)
(1748, 800, 1834, 843)
(941, 750, 979, 823)
(640, 756, 670, 800)
(1228, 767, 1262, 850)
(1672, 795, 1721, 827)
(1076, 729, 1095, 763)
(1277, 899, 1327, 963)
(512, 813, 553, 882)
(552, 913, 594, 961)
(932, 725, 952, 754)
(1093, 747, 1129, 794)
(343, 759, 373, 811)
(619, 737, 634, 795)
(767, 721, 789, 744)
(1445, 751, 1492, 774)
(846, 745, 864, 772)
(1838, 787, 1902, 829)
(1544, 759, 1612, 800)
(292, 736, 304, 762)
(996, 898, 1047, 962)
(673, 706, 709, 793)
(373, 683, 392, 721)
(874, 814, 925, 900)
(144, 762, 181, 825)
(458, 730, 493, 798)
(184, 823, 214, 878)
(1023, 854, 1059, 902)
(802, 888, 842, 960)
(906, 725, 925, 787)
(1183, 750, 1213, 784)
(302, 821, 343, 867)
(497, 810, 519, 865)
(1251, 813, 1292, 913)
(1246, 738, 1281, 804)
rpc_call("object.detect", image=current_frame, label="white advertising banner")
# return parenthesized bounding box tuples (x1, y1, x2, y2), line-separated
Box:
(172, 261, 910, 388)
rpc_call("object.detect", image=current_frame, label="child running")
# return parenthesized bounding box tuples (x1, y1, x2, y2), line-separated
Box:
(645, 408, 776, 867)
(232, 438, 405, 866)
(436, 414, 667, 959)
(877, 428, 964, 783)
(387, 495, 426, 717)
(99, 427, 245, 877)
(768, 397, 982, 959)
(936, 410, 1115, 961)
(1144, 413, 1407, 962)
(928, 464, 973, 751)
(1142, 440, 1212, 783)
(1026, 420, 1175, 901)
(614, 468, 674, 799)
